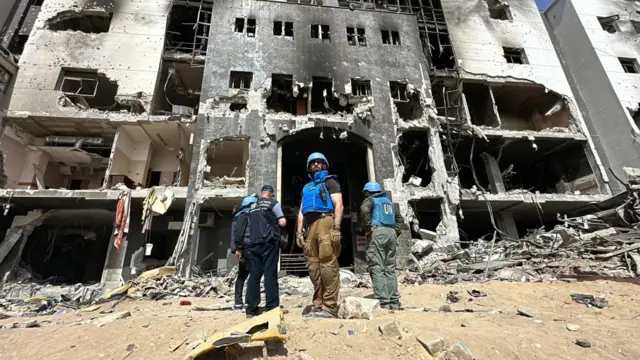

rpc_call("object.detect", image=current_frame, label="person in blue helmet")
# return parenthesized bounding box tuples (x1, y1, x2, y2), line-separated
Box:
(296, 152, 344, 318)
(360, 181, 404, 310)
(231, 195, 258, 311)
(245, 185, 286, 318)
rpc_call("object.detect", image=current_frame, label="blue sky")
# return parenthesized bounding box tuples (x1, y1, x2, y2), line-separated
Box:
(536, 0, 554, 11)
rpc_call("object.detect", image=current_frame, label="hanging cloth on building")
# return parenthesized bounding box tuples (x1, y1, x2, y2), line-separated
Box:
(114, 187, 131, 249)
(141, 186, 176, 233)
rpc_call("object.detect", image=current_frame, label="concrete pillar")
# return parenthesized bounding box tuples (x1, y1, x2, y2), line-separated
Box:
(18, 149, 49, 189)
(495, 211, 519, 240)
(481, 153, 506, 193)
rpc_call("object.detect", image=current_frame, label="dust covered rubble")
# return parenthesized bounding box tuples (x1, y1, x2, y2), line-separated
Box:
(402, 187, 640, 285)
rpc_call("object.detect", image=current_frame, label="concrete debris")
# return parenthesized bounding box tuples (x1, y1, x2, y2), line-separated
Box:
(0, 282, 103, 316)
(416, 336, 449, 356)
(516, 306, 537, 318)
(566, 324, 581, 331)
(570, 294, 608, 309)
(94, 311, 131, 327)
(411, 240, 434, 257)
(132, 273, 221, 300)
(418, 228, 438, 241)
(440, 342, 477, 360)
(438, 304, 452, 313)
(22, 319, 39, 328)
(337, 297, 379, 320)
(575, 339, 592, 348)
(404, 187, 640, 285)
(297, 352, 314, 360)
(378, 320, 402, 339)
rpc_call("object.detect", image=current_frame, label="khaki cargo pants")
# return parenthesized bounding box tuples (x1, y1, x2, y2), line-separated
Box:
(304, 215, 341, 316)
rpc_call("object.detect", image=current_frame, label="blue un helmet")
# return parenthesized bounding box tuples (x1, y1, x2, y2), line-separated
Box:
(241, 195, 258, 207)
(362, 181, 384, 193)
(306, 152, 329, 170)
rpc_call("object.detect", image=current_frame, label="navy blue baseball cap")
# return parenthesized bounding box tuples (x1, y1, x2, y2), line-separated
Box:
(261, 184, 275, 194)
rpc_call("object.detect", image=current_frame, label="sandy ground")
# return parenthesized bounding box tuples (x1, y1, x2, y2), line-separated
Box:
(1, 280, 640, 360)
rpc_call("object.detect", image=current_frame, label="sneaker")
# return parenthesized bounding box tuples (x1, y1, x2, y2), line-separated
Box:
(380, 304, 391, 310)
(390, 304, 401, 311)
(232, 304, 244, 312)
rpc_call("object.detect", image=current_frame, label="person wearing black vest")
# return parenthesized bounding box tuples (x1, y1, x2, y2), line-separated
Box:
(245, 185, 286, 317)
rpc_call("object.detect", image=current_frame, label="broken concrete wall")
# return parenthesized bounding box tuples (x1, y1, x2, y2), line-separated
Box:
(441, 0, 610, 196)
(170, 0, 433, 272)
(545, 0, 640, 194)
(7, 0, 172, 119)
(0, 50, 19, 189)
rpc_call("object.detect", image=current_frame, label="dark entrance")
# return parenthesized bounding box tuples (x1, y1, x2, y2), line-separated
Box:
(280, 128, 370, 274)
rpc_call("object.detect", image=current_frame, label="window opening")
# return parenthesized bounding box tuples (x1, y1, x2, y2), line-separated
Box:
(503, 47, 527, 64)
(229, 71, 253, 89)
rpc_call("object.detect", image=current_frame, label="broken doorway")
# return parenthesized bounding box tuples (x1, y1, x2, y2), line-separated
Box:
(280, 128, 370, 273)
(21, 210, 114, 284)
(398, 130, 432, 187)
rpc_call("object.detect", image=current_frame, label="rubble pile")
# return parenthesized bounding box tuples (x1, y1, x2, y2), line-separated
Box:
(405, 187, 640, 285)
(0, 282, 103, 317)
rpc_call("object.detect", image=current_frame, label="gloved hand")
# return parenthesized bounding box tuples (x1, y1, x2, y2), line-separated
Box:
(296, 232, 306, 248)
(330, 226, 341, 243)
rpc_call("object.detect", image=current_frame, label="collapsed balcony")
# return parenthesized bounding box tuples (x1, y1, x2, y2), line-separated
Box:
(56, 69, 145, 114)
(108, 123, 192, 189)
(204, 139, 249, 188)
(153, 62, 203, 116)
(454, 136, 599, 195)
(464, 82, 571, 131)
(398, 130, 433, 187)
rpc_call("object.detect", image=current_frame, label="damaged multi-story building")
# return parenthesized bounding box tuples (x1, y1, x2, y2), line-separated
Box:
(0, 0, 617, 289)
(544, 0, 640, 194)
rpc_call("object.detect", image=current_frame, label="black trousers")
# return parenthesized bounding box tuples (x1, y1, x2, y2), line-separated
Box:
(245, 241, 279, 315)
(234, 249, 252, 306)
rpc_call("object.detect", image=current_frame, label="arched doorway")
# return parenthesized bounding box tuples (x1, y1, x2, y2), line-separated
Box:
(278, 127, 372, 273)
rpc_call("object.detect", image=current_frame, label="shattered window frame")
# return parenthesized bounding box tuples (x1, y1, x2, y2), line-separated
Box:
(351, 79, 372, 96)
(391, 31, 401, 45)
(347, 27, 357, 46)
(229, 71, 253, 90)
(59, 71, 100, 98)
(503, 47, 527, 64)
(311, 24, 330, 40)
(246, 18, 256, 37)
(0, 64, 11, 94)
(357, 28, 367, 46)
(619, 58, 639, 74)
(389, 81, 408, 102)
(597, 15, 619, 34)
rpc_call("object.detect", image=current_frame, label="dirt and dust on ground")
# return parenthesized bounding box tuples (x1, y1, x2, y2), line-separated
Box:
(1, 278, 640, 360)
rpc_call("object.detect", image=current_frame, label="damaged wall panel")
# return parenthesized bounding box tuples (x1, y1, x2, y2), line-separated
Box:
(545, 0, 640, 194)
(7, 0, 172, 118)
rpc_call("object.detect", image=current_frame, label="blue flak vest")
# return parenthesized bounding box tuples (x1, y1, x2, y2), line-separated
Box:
(249, 198, 280, 245)
(301, 170, 337, 214)
(371, 193, 396, 228)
